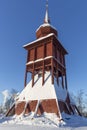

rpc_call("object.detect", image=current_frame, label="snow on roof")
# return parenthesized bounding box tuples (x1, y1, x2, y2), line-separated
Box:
(36, 23, 57, 32)
(23, 33, 55, 48)
(23, 32, 68, 54)
(18, 71, 67, 102)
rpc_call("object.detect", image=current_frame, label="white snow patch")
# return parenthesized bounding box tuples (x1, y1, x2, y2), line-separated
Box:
(18, 71, 67, 102)
(26, 56, 53, 65)
(62, 112, 87, 128)
(54, 77, 67, 101)
(36, 23, 57, 32)
(18, 71, 56, 101)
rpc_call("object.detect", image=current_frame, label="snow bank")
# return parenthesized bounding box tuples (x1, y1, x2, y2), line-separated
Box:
(0, 112, 64, 127)
(62, 112, 87, 128)
(0, 125, 87, 130)
(0, 113, 87, 130)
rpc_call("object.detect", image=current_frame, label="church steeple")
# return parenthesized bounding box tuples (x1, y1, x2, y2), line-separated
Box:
(36, 0, 58, 39)
(44, 0, 50, 23)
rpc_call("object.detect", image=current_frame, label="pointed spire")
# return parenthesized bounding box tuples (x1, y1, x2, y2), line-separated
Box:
(44, 0, 50, 23)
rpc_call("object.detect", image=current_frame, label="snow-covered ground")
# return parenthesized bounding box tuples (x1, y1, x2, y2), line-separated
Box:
(0, 113, 87, 130)
(0, 125, 87, 130)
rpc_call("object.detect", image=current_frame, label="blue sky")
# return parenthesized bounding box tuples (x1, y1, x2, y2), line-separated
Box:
(0, 0, 87, 104)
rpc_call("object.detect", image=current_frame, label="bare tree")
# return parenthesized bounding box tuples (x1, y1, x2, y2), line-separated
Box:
(2, 89, 19, 114)
(74, 90, 87, 116)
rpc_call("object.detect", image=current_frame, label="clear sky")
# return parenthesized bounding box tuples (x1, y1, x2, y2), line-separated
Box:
(0, 0, 87, 104)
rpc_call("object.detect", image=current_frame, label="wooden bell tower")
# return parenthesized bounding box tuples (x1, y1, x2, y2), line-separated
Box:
(23, 1, 68, 90)
(6, 1, 82, 118)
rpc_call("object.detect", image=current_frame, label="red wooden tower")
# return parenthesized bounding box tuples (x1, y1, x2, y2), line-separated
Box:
(6, 2, 81, 118)
(24, 3, 68, 90)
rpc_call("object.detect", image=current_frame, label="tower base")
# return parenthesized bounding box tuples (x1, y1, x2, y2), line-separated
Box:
(6, 71, 81, 118)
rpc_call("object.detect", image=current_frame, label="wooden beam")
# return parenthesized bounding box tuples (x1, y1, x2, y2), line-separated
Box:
(42, 44, 45, 85)
(62, 75, 64, 89)
(24, 70, 27, 87)
(51, 42, 54, 84)
(24, 51, 29, 88)
(42, 62, 45, 86)
(51, 58, 54, 84)
(61, 71, 64, 89)
(32, 48, 35, 87)
(32, 72, 34, 87)
(65, 73, 68, 90)
(56, 62, 59, 86)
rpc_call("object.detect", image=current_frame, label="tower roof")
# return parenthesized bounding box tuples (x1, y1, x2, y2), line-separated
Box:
(36, 1, 58, 39)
